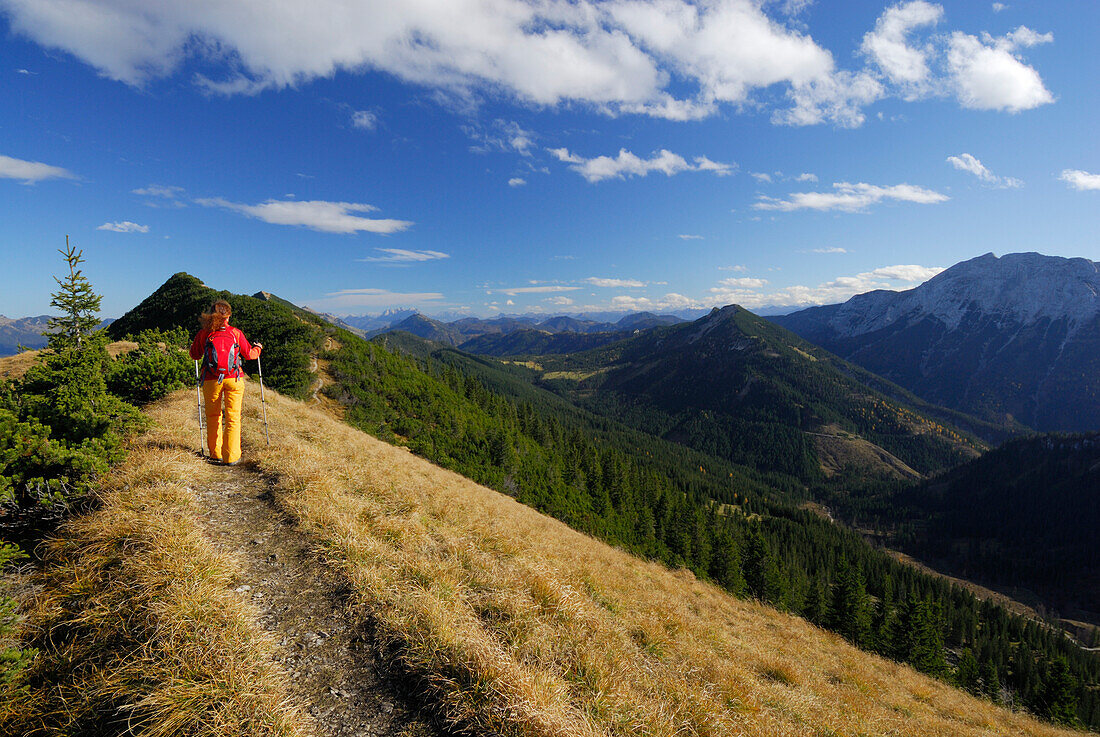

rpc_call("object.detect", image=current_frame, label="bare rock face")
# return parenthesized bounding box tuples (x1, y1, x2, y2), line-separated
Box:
(773, 252, 1100, 432)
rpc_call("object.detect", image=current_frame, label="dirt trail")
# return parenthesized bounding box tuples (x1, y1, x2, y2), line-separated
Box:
(194, 463, 445, 737)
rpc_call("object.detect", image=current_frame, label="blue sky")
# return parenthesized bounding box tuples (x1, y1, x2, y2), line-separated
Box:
(1, 0, 1097, 318)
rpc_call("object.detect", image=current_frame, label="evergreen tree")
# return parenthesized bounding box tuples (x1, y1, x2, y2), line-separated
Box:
(827, 557, 872, 647)
(956, 648, 980, 695)
(47, 236, 102, 349)
(979, 658, 1001, 704)
(1041, 657, 1080, 726)
(908, 597, 948, 678)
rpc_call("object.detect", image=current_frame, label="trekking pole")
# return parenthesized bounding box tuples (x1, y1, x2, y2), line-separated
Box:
(193, 360, 205, 457)
(257, 355, 271, 446)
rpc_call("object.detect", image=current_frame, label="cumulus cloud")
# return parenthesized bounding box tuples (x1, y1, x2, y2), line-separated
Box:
(795, 172, 818, 182)
(311, 288, 445, 310)
(97, 220, 149, 233)
(946, 152, 1021, 187)
(1059, 169, 1100, 191)
(755, 181, 948, 212)
(751, 172, 773, 183)
(0, 0, 862, 125)
(361, 248, 449, 263)
(545, 296, 574, 306)
(550, 147, 732, 183)
(992, 2, 1006, 11)
(860, 1, 942, 94)
(0, 154, 76, 183)
(351, 110, 378, 130)
(585, 277, 646, 288)
(508, 177, 526, 187)
(195, 197, 412, 234)
(0, 0, 1054, 126)
(946, 26, 1053, 112)
(610, 293, 701, 311)
(710, 264, 943, 308)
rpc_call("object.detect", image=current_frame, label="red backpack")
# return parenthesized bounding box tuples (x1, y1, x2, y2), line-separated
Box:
(201, 328, 243, 383)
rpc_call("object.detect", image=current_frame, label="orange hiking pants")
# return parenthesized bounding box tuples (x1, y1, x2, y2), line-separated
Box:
(202, 377, 244, 463)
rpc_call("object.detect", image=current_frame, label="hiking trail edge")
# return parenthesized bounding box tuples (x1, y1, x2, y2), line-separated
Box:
(194, 461, 448, 737)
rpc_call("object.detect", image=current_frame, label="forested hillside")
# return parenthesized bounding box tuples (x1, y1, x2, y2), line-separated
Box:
(107, 273, 324, 400)
(831, 433, 1100, 621)
(531, 305, 995, 480)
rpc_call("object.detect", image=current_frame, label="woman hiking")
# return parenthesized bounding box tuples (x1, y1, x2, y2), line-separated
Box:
(190, 299, 262, 465)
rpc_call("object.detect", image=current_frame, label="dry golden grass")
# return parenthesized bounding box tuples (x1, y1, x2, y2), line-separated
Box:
(2, 415, 309, 737)
(0, 341, 139, 382)
(130, 385, 1086, 737)
(0, 349, 43, 381)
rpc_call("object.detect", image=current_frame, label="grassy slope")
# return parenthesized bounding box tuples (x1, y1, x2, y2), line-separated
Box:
(182, 384, 1083, 737)
(4, 395, 308, 736)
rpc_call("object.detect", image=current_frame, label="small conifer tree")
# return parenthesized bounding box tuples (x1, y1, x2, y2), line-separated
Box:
(47, 236, 101, 349)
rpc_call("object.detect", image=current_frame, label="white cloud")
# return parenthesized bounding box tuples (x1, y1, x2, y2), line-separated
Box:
(0, 153, 76, 183)
(489, 285, 581, 296)
(195, 197, 412, 234)
(97, 220, 149, 233)
(17, 68, 34, 74)
(550, 147, 732, 183)
(351, 110, 378, 130)
(1060, 169, 1100, 191)
(860, 1, 942, 93)
(132, 184, 184, 198)
(709, 264, 943, 308)
(0, 0, 1054, 128)
(717, 277, 768, 288)
(610, 293, 702, 311)
(754, 181, 948, 212)
(361, 248, 449, 263)
(585, 277, 646, 288)
(718, 264, 748, 272)
(311, 288, 445, 310)
(751, 172, 773, 183)
(946, 152, 1021, 188)
(508, 177, 526, 187)
(545, 296, 574, 306)
(946, 27, 1053, 112)
(777, 69, 883, 128)
(795, 172, 818, 182)
(992, 3, 1007, 12)
(0, 0, 850, 124)
(678, 234, 703, 240)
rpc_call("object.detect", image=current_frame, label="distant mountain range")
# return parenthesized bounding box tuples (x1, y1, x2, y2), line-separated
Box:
(353, 310, 687, 353)
(0, 315, 51, 355)
(773, 252, 1100, 432)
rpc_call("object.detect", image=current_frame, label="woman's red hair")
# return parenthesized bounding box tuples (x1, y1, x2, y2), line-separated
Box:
(200, 299, 232, 331)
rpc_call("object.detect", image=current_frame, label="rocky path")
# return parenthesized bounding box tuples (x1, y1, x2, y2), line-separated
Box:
(194, 464, 446, 737)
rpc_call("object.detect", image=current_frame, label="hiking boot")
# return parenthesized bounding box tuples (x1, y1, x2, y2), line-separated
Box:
(207, 457, 224, 465)
(224, 460, 241, 466)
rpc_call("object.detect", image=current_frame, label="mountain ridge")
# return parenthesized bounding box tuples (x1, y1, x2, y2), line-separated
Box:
(773, 252, 1100, 431)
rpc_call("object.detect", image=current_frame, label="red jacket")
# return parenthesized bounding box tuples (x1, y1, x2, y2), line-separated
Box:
(189, 325, 260, 381)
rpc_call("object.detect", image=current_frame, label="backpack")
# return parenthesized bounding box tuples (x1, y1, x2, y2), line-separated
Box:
(201, 328, 242, 383)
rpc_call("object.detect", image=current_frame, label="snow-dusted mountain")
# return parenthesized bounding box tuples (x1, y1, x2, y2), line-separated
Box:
(772, 252, 1100, 432)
